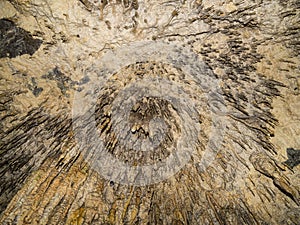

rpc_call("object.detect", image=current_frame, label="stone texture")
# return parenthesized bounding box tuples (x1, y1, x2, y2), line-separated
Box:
(0, 0, 299, 224)
(0, 19, 42, 58)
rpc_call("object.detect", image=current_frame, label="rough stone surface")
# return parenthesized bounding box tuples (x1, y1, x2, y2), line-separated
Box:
(0, 19, 42, 58)
(0, 0, 299, 224)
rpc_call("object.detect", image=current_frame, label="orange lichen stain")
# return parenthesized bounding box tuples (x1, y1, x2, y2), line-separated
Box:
(68, 207, 85, 225)
(108, 202, 117, 224)
(121, 186, 134, 220)
(174, 209, 185, 223)
(128, 206, 138, 224)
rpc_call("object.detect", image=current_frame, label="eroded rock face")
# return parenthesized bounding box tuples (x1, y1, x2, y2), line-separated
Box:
(0, 0, 299, 224)
(0, 19, 42, 58)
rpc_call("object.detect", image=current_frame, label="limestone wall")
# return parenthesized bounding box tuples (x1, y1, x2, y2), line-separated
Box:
(0, 0, 299, 224)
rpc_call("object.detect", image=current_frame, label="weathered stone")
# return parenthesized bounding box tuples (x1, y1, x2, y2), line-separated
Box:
(0, 19, 42, 58)
(0, 0, 299, 224)
(284, 148, 300, 169)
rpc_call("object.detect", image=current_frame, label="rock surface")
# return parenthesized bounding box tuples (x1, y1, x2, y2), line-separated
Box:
(0, 0, 299, 224)
(0, 18, 42, 58)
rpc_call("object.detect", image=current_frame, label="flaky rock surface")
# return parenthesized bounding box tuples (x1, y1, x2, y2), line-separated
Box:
(0, 0, 299, 224)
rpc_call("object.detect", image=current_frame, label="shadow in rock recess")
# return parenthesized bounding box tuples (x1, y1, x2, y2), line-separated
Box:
(0, 19, 42, 58)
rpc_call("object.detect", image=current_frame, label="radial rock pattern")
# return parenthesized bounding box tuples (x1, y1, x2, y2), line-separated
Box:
(72, 41, 225, 185)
